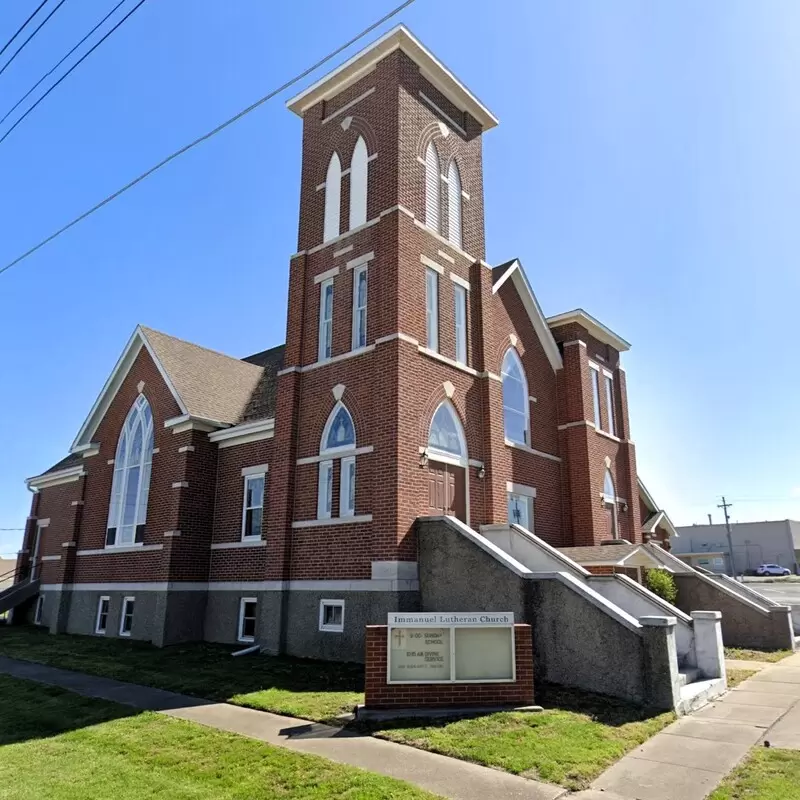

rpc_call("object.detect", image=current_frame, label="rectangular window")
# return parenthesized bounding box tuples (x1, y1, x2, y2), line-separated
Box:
(318, 460, 333, 519)
(340, 456, 356, 517)
(318, 278, 334, 361)
(238, 597, 257, 643)
(426, 268, 439, 352)
(604, 374, 616, 436)
(119, 597, 135, 637)
(95, 596, 110, 634)
(507, 493, 534, 532)
(454, 284, 467, 364)
(241, 474, 265, 540)
(590, 365, 601, 429)
(319, 599, 345, 633)
(352, 265, 368, 350)
(34, 595, 44, 625)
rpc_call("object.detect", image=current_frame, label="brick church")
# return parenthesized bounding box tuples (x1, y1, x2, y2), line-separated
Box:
(14, 26, 675, 661)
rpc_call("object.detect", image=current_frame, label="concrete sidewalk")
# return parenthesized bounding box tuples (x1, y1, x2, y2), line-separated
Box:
(573, 652, 800, 800)
(0, 655, 564, 800)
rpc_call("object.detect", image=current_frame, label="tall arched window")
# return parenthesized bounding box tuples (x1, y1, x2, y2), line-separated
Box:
(602, 469, 619, 539)
(323, 152, 342, 242)
(318, 402, 357, 519)
(349, 136, 368, 231)
(603, 470, 615, 500)
(428, 401, 466, 461)
(501, 349, 529, 445)
(107, 395, 153, 546)
(447, 160, 462, 248)
(424, 141, 441, 233)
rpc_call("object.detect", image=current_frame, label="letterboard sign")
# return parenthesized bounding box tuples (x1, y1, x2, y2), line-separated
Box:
(386, 612, 515, 684)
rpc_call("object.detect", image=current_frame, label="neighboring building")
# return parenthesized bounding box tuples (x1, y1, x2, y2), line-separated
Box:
(674, 521, 800, 575)
(0, 558, 17, 591)
(12, 26, 672, 660)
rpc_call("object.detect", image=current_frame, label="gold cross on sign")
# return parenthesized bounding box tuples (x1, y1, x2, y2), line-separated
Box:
(392, 629, 405, 648)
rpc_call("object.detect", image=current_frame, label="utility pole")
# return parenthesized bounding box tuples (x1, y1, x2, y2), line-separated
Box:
(718, 496, 736, 579)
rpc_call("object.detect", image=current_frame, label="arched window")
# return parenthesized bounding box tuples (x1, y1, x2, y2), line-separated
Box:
(323, 152, 342, 242)
(107, 395, 153, 546)
(501, 349, 529, 445)
(424, 141, 441, 233)
(603, 470, 615, 500)
(349, 136, 368, 231)
(428, 401, 466, 460)
(318, 402, 357, 519)
(447, 160, 462, 248)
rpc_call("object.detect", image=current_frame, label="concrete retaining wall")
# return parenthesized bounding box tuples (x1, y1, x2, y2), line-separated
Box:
(673, 573, 795, 651)
(417, 516, 682, 708)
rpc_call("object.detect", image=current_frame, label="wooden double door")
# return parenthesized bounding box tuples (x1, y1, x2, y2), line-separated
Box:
(427, 460, 467, 523)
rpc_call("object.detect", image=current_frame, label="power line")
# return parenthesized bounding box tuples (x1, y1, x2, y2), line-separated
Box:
(0, 0, 418, 278)
(0, 0, 128, 128)
(0, 0, 147, 142)
(0, 0, 69, 79)
(0, 0, 50, 60)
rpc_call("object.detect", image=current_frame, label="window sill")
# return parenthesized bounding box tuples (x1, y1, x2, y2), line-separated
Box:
(211, 539, 266, 550)
(291, 514, 372, 529)
(418, 346, 477, 376)
(504, 439, 561, 463)
(319, 625, 344, 634)
(237, 636, 255, 644)
(77, 544, 163, 556)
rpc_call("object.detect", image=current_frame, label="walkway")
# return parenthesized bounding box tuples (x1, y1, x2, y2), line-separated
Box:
(573, 652, 800, 800)
(0, 655, 564, 800)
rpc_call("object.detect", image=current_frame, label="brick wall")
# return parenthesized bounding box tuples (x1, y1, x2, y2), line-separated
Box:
(364, 624, 534, 709)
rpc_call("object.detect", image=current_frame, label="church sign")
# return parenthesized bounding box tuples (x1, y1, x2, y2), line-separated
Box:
(387, 612, 515, 684)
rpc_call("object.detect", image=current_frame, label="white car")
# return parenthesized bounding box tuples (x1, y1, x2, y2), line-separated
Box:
(755, 564, 792, 576)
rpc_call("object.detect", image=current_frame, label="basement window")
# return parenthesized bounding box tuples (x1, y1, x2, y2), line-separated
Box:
(34, 595, 44, 626)
(238, 598, 257, 643)
(95, 596, 110, 635)
(119, 597, 135, 637)
(319, 599, 344, 633)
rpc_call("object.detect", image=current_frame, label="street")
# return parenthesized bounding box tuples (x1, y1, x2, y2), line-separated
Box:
(742, 580, 800, 608)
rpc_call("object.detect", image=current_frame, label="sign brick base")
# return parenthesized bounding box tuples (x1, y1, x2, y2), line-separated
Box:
(364, 623, 534, 709)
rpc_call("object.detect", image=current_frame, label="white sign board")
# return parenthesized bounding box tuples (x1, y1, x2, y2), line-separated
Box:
(387, 612, 515, 684)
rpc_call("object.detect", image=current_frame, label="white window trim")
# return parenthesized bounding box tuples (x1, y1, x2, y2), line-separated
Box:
(237, 597, 257, 643)
(426, 267, 439, 353)
(318, 460, 333, 520)
(119, 596, 135, 637)
(589, 362, 602, 430)
(318, 277, 334, 362)
(95, 596, 110, 634)
(34, 595, 44, 625)
(340, 456, 355, 518)
(604, 373, 616, 437)
(507, 491, 535, 532)
(319, 599, 345, 633)
(241, 473, 265, 541)
(351, 263, 368, 351)
(454, 283, 467, 366)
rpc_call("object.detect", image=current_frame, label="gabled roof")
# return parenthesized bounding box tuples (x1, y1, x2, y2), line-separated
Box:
(638, 478, 679, 539)
(286, 25, 499, 131)
(491, 259, 563, 372)
(71, 326, 273, 452)
(546, 308, 631, 353)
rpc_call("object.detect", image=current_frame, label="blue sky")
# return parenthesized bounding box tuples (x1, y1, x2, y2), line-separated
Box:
(2, 1, 799, 556)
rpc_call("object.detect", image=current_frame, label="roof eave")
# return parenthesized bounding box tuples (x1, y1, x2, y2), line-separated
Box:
(492, 259, 563, 372)
(547, 308, 631, 353)
(286, 25, 498, 131)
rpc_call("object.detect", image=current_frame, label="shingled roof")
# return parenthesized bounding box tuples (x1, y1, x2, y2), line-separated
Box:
(139, 327, 266, 426)
(36, 327, 287, 479)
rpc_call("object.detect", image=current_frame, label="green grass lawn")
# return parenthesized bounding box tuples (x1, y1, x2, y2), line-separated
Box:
(0, 674, 437, 800)
(727, 668, 758, 689)
(709, 747, 800, 800)
(0, 627, 674, 792)
(364, 684, 674, 791)
(0, 626, 362, 724)
(725, 647, 794, 664)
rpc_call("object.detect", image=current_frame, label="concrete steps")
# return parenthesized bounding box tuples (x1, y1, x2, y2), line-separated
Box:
(677, 667, 700, 687)
(678, 677, 727, 715)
